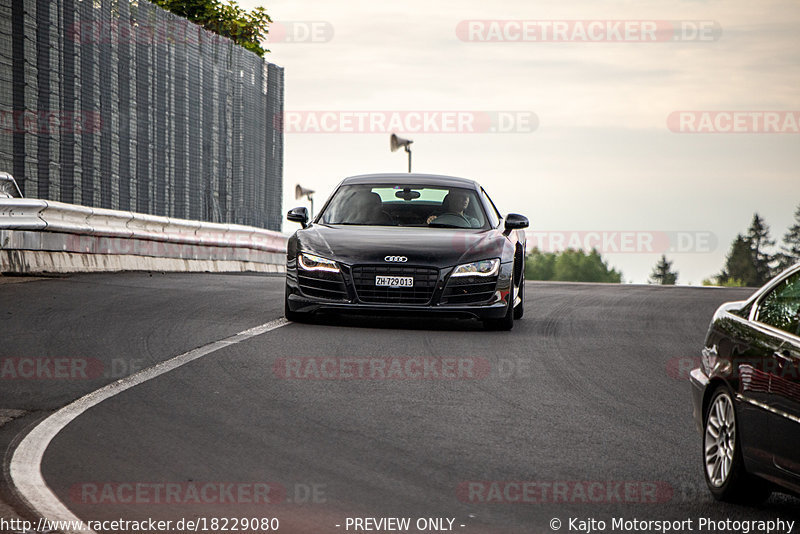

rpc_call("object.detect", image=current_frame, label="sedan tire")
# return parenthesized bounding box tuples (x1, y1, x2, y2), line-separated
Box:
(703, 386, 771, 504)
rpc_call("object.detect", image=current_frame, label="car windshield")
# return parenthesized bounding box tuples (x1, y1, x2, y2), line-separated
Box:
(317, 184, 489, 229)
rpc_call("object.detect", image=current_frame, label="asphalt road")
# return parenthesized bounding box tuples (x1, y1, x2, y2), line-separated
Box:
(1, 273, 799, 534)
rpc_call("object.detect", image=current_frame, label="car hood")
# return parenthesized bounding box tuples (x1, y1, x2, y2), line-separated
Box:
(294, 224, 510, 267)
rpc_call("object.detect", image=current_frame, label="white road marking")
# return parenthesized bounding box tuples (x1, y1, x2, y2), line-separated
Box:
(9, 318, 289, 534)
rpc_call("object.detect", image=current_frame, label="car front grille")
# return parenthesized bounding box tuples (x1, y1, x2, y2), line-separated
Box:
(441, 274, 498, 305)
(297, 270, 348, 301)
(351, 265, 439, 305)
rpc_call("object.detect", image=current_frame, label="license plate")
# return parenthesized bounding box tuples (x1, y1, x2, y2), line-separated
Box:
(375, 275, 414, 288)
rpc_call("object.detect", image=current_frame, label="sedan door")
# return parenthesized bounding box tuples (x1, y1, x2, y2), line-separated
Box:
(752, 270, 800, 481)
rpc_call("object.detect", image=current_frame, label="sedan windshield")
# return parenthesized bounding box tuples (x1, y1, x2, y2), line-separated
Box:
(318, 185, 488, 229)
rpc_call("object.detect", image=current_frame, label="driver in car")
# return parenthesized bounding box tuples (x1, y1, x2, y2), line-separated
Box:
(427, 191, 480, 227)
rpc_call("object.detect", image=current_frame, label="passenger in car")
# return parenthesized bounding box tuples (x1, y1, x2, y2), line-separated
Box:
(353, 191, 393, 225)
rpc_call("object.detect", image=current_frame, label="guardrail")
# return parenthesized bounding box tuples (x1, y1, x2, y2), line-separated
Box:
(0, 199, 288, 274)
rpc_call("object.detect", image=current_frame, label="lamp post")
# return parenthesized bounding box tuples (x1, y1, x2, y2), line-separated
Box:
(390, 133, 413, 173)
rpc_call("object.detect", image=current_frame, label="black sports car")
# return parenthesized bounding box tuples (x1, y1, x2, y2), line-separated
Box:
(690, 262, 800, 502)
(284, 173, 529, 330)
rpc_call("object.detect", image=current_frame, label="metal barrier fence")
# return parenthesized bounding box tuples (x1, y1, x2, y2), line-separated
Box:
(0, 0, 284, 231)
(0, 197, 288, 273)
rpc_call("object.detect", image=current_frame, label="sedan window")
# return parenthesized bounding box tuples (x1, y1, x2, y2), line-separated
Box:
(756, 271, 800, 336)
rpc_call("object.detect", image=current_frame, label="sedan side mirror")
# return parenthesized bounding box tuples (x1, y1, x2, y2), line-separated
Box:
(287, 206, 310, 228)
(503, 213, 529, 235)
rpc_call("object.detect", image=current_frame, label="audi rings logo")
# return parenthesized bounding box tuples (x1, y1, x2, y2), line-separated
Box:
(384, 256, 408, 263)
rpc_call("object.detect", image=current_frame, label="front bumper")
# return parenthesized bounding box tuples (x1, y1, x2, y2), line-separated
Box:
(286, 261, 515, 320)
(286, 295, 510, 319)
(690, 367, 710, 435)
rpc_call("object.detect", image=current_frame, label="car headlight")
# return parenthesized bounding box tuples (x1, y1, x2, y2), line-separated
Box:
(451, 258, 500, 277)
(298, 252, 340, 273)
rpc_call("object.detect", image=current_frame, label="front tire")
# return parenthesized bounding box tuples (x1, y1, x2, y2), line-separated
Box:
(703, 386, 771, 503)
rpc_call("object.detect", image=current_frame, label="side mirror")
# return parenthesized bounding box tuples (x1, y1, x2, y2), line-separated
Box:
(504, 213, 529, 235)
(287, 206, 310, 228)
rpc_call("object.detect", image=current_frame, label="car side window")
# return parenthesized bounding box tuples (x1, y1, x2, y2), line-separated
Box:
(480, 188, 501, 228)
(756, 271, 800, 336)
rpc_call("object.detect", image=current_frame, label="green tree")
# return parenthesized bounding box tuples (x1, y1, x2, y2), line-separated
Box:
(713, 214, 780, 287)
(746, 213, 775, 284)
(777, 204, 800, 270)
(524, 248, 556, 281)
(152, 0, 272, 56)
(716, 234, 758, 286)
(525, 248, 622, 283)
(649, 255, 678, 285)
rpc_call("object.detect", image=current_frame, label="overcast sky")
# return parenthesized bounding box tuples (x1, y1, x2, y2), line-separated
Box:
(240, 0, 800, 284)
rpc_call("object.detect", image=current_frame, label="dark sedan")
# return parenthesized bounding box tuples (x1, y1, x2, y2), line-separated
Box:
(284, 173, 529, 330)
(691, 263, 800, 502)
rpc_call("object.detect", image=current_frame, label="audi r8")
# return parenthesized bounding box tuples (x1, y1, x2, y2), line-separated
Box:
(284, 173, 529, 330)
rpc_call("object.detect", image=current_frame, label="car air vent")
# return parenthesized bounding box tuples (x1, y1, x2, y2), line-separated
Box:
(297, 270, 349, 301)
(441, 274, 498, 305)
